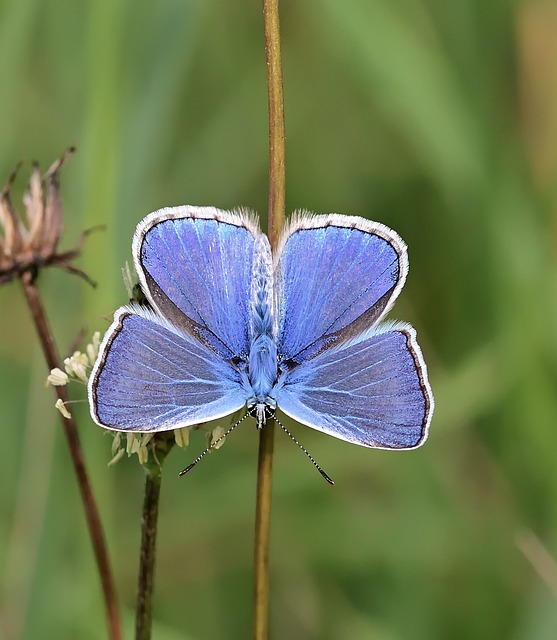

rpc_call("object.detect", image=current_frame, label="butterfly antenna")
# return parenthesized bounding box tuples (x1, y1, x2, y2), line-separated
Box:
(178, 413, 251, 477)
(271, 412, 335, 486)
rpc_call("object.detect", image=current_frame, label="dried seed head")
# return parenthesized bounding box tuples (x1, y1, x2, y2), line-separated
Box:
(0, 148, 94, 286)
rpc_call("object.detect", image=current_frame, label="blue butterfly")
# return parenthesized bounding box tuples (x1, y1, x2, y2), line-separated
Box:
(88, 206, 433, 450)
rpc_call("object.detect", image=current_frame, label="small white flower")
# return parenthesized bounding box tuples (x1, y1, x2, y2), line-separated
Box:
(207, 426, 226, 450)
(47, 367, 69, 386)
(64, 351, 89, 382)
(55, 398, 71, 419)
(86, 331, 101, 363)
(137, 445, 149, 465)
(126, 432, 140, 455)
(108, 448, 125, 467)
(109, 431, 156, 467)
(125, 432, 153, 461)
(174, 427, 190, 448)
(140, 433, 153, 447)
(111, 432, 122, 455)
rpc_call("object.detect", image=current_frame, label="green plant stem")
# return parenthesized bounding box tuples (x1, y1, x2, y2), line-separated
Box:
(135, 444, 168, 640)
(135, 472, 160, 640)
(254, 2, 286, 639)
(19, 271, 121, 640)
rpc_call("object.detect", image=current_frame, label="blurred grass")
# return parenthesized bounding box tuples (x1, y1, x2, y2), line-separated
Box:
(1, 0, 557, 638)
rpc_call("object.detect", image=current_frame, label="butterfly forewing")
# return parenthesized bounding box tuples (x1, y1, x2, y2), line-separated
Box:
(274, 214, 408, 363)
(134, 206, 261, 359)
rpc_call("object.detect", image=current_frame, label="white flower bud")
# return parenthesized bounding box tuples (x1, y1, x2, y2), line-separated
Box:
(47, 367, 69, 386)
(55, 398, 71, 419)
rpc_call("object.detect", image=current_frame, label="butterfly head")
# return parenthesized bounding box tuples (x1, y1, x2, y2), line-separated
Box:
(247, 396, 276, 429)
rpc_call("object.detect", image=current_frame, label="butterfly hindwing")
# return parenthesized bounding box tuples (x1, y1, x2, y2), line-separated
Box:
(274, 324, 433, 449)
(89, 306, 249, 431)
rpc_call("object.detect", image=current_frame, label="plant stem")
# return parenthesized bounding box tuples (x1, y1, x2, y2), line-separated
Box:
(263, 0, 286, 248)
(19, 271, 121, 640)
(135, 440, 172, 640)
(136, 472, 161, 640)
(254, 1, 286, 639)
(254, 423, 276, 640)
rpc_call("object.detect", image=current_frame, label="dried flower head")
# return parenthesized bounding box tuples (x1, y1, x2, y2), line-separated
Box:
(0, 148, 93, 286)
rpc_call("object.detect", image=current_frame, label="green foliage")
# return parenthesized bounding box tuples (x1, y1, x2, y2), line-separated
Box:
(1, 0, 557, 638)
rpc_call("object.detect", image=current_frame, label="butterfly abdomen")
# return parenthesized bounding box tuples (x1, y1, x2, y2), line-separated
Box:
(248, 333, 278, 398)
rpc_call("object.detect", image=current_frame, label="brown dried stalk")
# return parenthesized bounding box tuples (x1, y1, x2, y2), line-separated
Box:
(0, 151, 121, 640)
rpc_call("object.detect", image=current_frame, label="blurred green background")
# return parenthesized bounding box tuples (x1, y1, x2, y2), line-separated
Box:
(1, 0, 557, 638)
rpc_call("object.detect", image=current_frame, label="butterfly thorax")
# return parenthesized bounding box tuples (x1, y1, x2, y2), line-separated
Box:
(247, 284, 278, 407)
(247, 333, 278, 428)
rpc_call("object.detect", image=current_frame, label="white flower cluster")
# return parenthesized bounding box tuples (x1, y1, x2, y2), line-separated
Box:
(109, 432, 154, 466)
(47, 331, 101, 388)
(108, 425, 225, 467)
(46, 331, 101, 417)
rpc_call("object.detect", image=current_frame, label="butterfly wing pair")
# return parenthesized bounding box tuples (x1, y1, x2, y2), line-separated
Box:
(88, 206, 433, 449)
